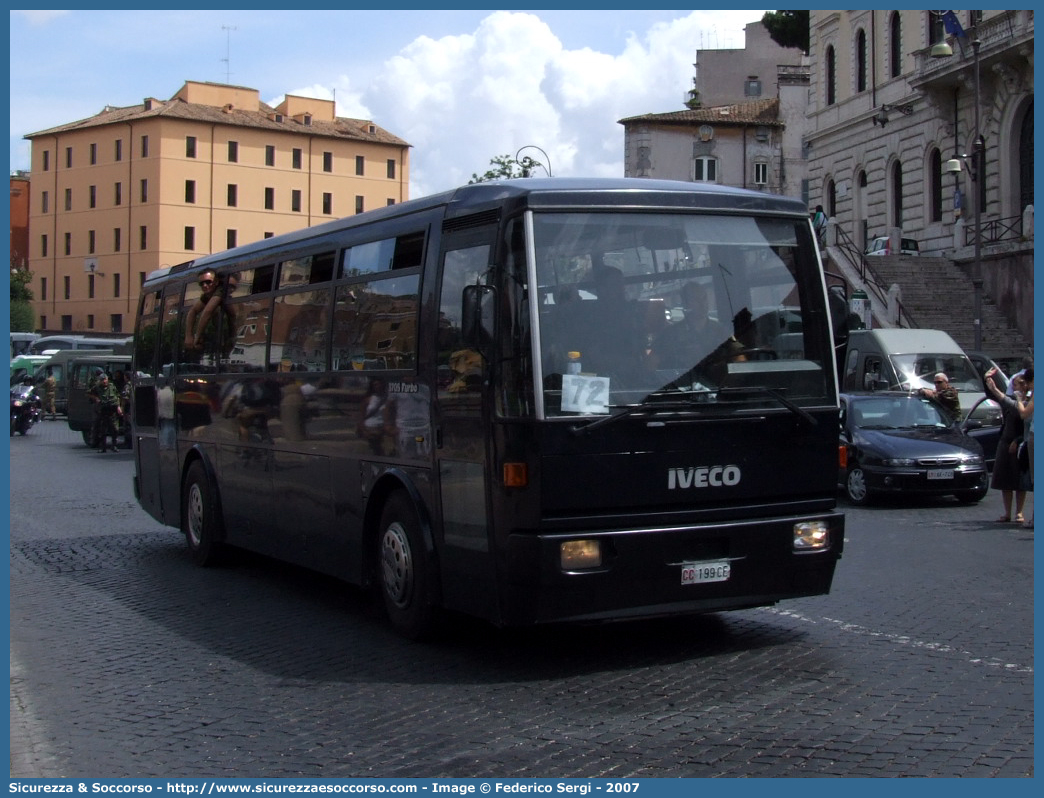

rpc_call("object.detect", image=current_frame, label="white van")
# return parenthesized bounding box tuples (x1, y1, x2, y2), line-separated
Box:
(841, 328, 1001, 426)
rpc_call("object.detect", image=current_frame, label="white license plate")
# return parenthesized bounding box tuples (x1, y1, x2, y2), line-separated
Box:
(927, 469, 954, 480)
(681, 560, 731, 585)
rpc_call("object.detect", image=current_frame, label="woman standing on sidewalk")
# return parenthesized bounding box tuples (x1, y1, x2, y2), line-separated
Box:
(985, 367, 1028, 524)
(1013, 369, 1033, 528)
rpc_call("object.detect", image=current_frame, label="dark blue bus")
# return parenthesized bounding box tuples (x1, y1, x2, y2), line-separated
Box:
(131, 178, 845, 637)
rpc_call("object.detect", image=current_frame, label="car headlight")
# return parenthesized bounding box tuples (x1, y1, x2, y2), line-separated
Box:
(882, 458, 916, 466)
(961, 454, 984, 465)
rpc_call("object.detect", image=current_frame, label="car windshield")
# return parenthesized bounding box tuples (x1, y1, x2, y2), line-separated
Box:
(530, 211, 832, 418)
(849, 395, 951, 429)
(888, 353, 981, 391)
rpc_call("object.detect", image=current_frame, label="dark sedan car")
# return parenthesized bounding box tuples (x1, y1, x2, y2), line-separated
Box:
(840, 392, 988, 505)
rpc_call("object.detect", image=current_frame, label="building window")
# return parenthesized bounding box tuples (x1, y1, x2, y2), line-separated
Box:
(856, 29, 867, 93)
(754, 161, 769, 186)
(387, 159, 396, 179)
(88, 230, 96, 254)
(889, 12, 902, 79)
(291, 189, 302, 212)
(825, 45, 836, 106)
(355, 195, 364, 214)
(323, 152, 333, 172)
(292, 148, 303, 169)
(140, 225, 147, 250)
(115, 139, 123, 162)
(226, 229, 237, 249)
(61, 315, 72, 331)
(65, 147, 73, 168)
(140, 179, 148, 203)
(41, 191, 48, 213)
(110, 314, 122, 334)
(228, 141, 239, 162)
(323, 192, 333, 215)
(89, 185, 97, 208)
(266, 145, 276, 166)
(40, 235, 48, 257)
(88, 274, 95, 299)
(40, 279, 47, 302)
(64, 188, 72, 211)
(140, 135, 149, 157)
(693, 157, 717, 182)
(891, 161, 904, 228)
(113, 274, 121, 299)
(185, 180, 196, 203)
(930, 149, 943, 222)
(264, 187, 275, 210)
(64, 232, 71, 256)
(89, 143, 97, 165)
(63, 276, 70, 300)
(356, 156, 364, 176)
(186, 136, 197, 158)
(87, 314, 94, 330)
(387, 198, 396, 206)
(184, 226, 195, 250)
(114, 228, 122, 253)
(227, 184, 238, 207)
(744, 77, 762, 97)
(114, 182, 122, 206)
(264, 232, 274, 239)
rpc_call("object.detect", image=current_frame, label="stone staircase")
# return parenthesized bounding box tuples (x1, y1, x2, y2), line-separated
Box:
(852, 255, 1031, 361)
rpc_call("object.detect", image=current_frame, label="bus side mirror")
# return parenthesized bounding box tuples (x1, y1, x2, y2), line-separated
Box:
(461, 284, 496, 359)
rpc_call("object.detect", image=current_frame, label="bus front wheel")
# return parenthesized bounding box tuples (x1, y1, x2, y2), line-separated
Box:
(182, 461, 226, 566)
(377, 492, 437, 639)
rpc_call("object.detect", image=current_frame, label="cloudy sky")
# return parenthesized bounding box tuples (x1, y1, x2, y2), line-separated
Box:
(9, 9, 768, 199)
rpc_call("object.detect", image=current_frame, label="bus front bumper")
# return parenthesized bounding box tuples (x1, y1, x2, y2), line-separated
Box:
(499, 512, 844, 626)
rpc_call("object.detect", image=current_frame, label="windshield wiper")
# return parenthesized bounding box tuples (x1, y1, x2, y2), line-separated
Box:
(569, 392, 704, 435)
(716, 385, 818, 427)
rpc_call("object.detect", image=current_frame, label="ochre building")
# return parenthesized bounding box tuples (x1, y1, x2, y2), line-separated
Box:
(24, 80, 411, 334)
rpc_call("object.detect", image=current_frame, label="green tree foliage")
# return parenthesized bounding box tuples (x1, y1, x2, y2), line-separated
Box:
(9, 267, 35, 331)
(761, 10, 810, 54)
(469, 154, 545, 184)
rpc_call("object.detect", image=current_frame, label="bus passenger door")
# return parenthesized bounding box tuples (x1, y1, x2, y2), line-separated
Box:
(433, 228, 498, 620)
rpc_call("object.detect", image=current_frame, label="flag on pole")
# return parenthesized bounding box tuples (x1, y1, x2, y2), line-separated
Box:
(942, 10, 967, 38)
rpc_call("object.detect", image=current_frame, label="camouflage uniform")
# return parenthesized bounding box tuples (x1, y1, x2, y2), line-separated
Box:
(91, 376, 123, 451)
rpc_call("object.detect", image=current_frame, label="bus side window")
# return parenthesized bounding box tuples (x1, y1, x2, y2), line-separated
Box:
(270, 288, 331, 371)
(331, 275, 419, 371)
(437, 245, 490, 398)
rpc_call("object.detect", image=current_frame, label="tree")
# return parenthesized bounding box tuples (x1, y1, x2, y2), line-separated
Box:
(9, 266, 35, 332)
(761, 10, 810, 54)
(469, 154, 545, 184)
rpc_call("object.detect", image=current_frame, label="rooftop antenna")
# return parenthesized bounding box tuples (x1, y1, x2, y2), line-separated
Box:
(221, 25, 237, 84)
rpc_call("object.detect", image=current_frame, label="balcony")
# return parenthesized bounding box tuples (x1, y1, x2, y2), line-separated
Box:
(911, 10, 1034, 92)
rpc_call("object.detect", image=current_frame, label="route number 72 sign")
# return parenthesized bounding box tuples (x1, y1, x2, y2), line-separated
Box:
(561, 374, 610, 414)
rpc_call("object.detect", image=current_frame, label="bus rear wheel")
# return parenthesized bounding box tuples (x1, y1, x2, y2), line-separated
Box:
(377, 492, 437, 639)
(182, 461, 226, 566)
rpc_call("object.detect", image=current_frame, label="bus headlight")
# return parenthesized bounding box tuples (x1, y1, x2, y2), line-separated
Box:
(793, 521, 829, 550)
(560, 539, 602, 570)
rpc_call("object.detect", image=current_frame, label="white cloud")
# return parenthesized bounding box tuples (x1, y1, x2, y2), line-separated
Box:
(356, 10, 763, 198)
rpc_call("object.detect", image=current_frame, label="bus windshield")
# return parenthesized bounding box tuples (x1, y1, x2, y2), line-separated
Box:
(531, 211, 831, 418)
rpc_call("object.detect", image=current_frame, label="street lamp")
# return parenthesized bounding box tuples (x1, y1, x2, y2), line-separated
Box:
(515, 145, 552, 177)
(932, 11, 983, 351)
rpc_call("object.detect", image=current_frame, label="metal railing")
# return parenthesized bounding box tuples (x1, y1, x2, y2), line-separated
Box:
(829, 225, 913, 328)
(965, 214, 1024, 247)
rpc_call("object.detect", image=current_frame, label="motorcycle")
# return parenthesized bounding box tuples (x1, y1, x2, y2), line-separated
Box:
(11, 381, 42, 436)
